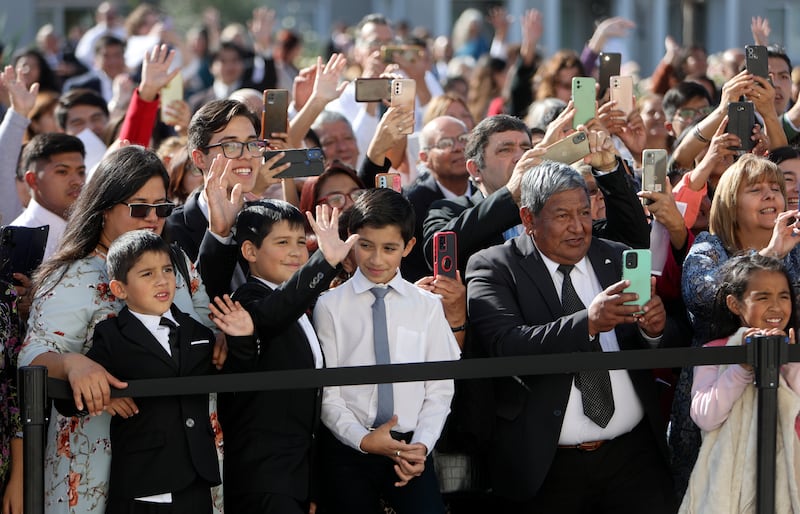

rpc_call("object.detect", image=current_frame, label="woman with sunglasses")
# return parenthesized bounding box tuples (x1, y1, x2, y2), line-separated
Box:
(18, 145, 224, 514)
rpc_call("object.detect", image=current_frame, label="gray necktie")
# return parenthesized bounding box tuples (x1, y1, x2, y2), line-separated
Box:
(370, 287, 393, 426)
(558, 264, 615, 428)
(159, 316, 180, 366)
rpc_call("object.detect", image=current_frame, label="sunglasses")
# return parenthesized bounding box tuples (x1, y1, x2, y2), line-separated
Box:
(123, 202, 175, 218)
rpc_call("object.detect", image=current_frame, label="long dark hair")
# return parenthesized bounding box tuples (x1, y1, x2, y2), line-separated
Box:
(34, 146, 170, 294)
(709, 253, 797, 341)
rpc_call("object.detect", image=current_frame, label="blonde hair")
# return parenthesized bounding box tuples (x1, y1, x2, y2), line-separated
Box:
(709, 154, 785, 253)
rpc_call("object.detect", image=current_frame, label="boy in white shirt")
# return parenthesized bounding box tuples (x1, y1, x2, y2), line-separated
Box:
(313, 188, 460, 514)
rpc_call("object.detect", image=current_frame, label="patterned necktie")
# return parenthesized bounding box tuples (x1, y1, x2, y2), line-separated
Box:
(159, 317, 180, 366)
(558, 264, 615, 428)
(370, 287, 393, 426)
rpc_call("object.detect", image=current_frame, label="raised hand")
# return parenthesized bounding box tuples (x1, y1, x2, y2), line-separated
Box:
(307, 204, 359, 267)
(139, 44, 179, 102)
(312, 53, 349, 104)
(587, 279, 644, 336)
(0, 65, 38, 118)
(751, 16, 770, 46)
(205, 154, 243, 237)
(209, 295, 255, 336)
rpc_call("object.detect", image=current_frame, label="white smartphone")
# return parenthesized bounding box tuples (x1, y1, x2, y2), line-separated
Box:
(160, 73, 183, 125)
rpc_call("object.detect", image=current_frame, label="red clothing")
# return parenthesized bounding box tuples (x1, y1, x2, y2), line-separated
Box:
(118, 89, 159, 148)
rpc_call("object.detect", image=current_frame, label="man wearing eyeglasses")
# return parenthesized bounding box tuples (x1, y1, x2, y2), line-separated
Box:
(661, 81, 713, 146)
(400, 116, 473, 282)
(165, 99, 285, 298)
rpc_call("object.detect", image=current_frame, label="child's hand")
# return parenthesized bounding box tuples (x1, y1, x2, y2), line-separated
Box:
(105, 397, 139, 418)
(209, 295, 254, 337)
(307, 205, 359, 267)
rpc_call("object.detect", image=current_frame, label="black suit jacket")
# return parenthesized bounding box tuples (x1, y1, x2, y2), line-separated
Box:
(219, 250, 338, 500)
(85, 306, 221, 500)
(402, 174, 448, 282)
(465, 235, 671, 501)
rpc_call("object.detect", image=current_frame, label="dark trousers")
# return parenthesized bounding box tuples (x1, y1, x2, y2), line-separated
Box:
(493, 421, 678, 514)
(106, 482, 212, 514)
(318, 429, 446, 514)
(225, 491, 307, 514)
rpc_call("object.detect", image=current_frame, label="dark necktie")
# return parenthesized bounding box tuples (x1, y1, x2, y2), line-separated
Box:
(557, 264, 615, 428)
(370, 287, 393, 426)
(159, 316, 180, 366)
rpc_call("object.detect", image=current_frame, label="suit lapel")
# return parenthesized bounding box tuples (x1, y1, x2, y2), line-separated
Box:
(586, 238, 621, 289)
(514, 235, 562, 318)
(117, 308, 177, 370)
(184, 191, 209, 249)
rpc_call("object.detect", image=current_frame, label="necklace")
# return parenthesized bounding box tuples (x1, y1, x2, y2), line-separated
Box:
(95, 242, 109, 258)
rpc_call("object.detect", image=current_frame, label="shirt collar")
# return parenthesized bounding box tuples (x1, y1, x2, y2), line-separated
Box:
(128, 308, 177, 333)
(26, 197, 68, 224)
(350, 267, 412, 297)
(253, 276, 278, 289)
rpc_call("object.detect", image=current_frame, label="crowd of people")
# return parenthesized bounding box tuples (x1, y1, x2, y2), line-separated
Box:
(2, 3, 800, 514)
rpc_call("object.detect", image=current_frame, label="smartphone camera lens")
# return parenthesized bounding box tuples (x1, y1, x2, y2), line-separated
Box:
(626, 253, 637, 268)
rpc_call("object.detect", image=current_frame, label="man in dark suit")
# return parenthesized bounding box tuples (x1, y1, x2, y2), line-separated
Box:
(423, 114, 650, 278)
(466, 160, 677, 513)
(401, 115, 473, 282)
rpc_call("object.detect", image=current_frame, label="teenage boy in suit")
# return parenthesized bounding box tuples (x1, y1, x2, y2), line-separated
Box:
(219, 199, 357, 514)
(84, 229, 253, 514)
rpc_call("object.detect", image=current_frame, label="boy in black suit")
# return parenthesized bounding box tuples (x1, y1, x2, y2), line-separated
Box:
(218, 200, 357, 514)
(85, 229, 253, 514)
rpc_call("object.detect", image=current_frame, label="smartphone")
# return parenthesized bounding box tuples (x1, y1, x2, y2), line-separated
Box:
(375, 172, 402, 192)
(262, 89, 289, 139)
(391, 79, 416, 134)
(433, 231, 458, 279)
(745, 45, 769, 81)
(266, 148, 325, 179)
(0, 225, 49, 284)
(160, 73, 183, 125)
(622, 249, 651, 314)
(541, 131, 590, 164)
(641, 149, 668, 205)
(355, 78, 391, 102)
(571, 77, 596, 129)
(609, 75, 634, 115)
(726, 101, 756, 152)
(597, 52, 621, 99)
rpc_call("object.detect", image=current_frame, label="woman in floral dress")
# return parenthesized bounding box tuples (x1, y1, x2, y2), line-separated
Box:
(1, 280, 22, 514)
(18, 146, 224, 514)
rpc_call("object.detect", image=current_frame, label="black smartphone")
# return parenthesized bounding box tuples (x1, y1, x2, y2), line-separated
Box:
(262, 89, 289, 139)
(0, 225, 49, 284)
(354, 78, 391, 102)
(597, 52, 621, 99)
(745, 45, 769, 81)
(433, 231, 457, 279)
(266, 148, 326, 179)
(726, 101, 756, 153)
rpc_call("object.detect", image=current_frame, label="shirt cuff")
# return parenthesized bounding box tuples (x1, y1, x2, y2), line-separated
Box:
(209, 230, 234, 245)
(638, 327, 662, 348)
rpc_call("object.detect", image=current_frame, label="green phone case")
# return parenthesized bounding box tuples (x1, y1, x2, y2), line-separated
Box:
(622, 249, 651, 313)
(572, 77, 596, 128)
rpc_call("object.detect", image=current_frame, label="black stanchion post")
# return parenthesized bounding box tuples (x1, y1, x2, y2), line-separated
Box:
(19, 365, 47, 514)
(750, 335, 787, 514)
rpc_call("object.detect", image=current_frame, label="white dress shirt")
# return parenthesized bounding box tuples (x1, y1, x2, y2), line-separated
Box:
(535, 247, 645, 444)
(10, 198, 67, 260)
(313, 268, 460, 454)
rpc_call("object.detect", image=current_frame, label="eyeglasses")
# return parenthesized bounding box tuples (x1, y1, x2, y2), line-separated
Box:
(316, 189, 366, 209)
(123, 202, 175, 218)
(203, 140, 268, 159)
(674, 106, 713, 121)
(425, 133, 470, 151)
